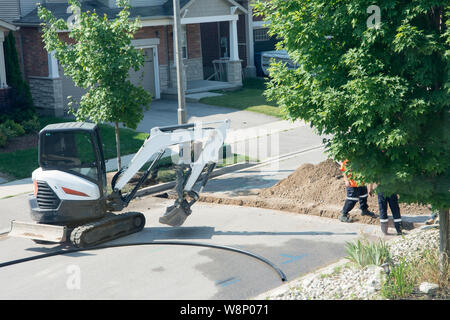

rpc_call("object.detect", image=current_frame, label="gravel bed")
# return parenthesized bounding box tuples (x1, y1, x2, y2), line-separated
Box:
(268, 227, 441, 300)
(387, 227, 440, 264)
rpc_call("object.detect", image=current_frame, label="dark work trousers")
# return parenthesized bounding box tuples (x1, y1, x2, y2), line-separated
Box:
(342, 186, 369, 214)
(377, 192, 401, 223)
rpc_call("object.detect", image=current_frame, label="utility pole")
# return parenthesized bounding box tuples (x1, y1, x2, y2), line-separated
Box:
(173, 0, 187, 124)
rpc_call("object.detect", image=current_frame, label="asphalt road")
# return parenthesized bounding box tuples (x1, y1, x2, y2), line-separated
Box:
(0, 149, 381, 300)
(0, 195, 380, 300)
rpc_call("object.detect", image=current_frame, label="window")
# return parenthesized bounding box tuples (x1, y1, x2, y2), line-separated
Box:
(254, 28, 271, 42)
(40, 131, 99, 182)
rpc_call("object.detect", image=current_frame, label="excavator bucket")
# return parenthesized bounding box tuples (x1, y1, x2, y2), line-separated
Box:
(159, 205, 190, 227)
(8, 220, 67, 243)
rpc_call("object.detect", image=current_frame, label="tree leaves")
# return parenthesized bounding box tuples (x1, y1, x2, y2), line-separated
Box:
(38, 0, 152, 129)
(256, 0, 449, 209)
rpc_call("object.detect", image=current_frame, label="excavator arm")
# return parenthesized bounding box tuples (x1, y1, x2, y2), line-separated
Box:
(107, 120, 230, 226)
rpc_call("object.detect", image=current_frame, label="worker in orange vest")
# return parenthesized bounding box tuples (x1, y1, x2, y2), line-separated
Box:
(339, 160, 375, 223)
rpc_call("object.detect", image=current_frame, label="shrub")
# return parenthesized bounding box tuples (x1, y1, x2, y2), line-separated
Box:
(381, 258, 416, 299)
(0, 119, 25, 138)
(4, 32, 35, 121)
(345, 238, 391, 268)
(22, 116, 41, 134)
(411, 248, 449, 289)
(0, 130, 7, 148)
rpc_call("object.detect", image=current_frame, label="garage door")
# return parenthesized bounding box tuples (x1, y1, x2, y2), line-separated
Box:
(59, 64, 86, 111)
(59, 47, 155, 111)
(129, 47, 156, 98)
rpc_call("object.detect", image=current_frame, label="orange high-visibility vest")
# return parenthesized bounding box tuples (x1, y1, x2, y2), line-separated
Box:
(340, 160, 358, 187)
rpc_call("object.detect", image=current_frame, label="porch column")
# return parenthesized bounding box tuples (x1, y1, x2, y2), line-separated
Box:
(0, 32, 8, 88)
(227, 11, 242, 86)
(229, 16, 239, 61)
(245, 4, 256, 77)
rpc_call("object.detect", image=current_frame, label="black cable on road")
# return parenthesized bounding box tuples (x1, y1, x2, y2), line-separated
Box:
(0, 241, 287, 282)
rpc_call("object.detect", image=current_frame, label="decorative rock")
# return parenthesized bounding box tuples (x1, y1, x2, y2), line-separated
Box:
(419, 282, 439, 295)
(365, 266, 386, 291)
(262, 229, 440, 300)
(366, 287, 376, 295)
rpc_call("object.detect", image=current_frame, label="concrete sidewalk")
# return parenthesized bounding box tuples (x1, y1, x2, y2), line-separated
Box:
(0, 178, 34, 199)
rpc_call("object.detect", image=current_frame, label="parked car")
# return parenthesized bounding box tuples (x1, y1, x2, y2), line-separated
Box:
(260, 50, 299, 76)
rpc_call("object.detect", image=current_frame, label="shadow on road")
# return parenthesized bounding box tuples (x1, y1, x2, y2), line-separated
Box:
(137, 226, 357, 241)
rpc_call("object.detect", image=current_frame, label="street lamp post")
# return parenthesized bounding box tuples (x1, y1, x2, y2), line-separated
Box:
(173, 0, 187, 124)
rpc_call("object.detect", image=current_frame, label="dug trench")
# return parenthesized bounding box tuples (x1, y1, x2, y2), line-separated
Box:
(177, 159, 430, 230)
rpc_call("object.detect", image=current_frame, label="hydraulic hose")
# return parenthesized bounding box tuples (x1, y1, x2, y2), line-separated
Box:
(0, 241, 287, 282)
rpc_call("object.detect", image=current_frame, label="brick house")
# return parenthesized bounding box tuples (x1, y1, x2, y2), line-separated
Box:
(9, 0, 259, 116)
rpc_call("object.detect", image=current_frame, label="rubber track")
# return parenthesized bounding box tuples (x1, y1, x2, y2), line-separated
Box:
(70, 212, 145, 248)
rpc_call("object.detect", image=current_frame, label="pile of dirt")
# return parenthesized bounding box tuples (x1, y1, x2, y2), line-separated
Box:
(198, 159, 430, 228)
(260, 159, 429, 216)
(259, 159, 344, 206)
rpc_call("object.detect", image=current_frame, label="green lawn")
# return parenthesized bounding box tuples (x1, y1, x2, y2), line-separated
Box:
(0, 148, 38, 180)
(199, 78, 283, 118)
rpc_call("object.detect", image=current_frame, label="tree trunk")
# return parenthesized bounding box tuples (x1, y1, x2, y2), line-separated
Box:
(439, 209, 449, 284)
(115, 121, 121, 171)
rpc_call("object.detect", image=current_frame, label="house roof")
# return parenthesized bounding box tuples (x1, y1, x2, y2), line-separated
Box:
(0, 18, 17, 31)
(14, 0, 192, 26)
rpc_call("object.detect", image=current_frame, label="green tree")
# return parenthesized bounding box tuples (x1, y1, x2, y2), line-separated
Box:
(255, 0, 449, 275)
(38, 0, 152, 170)
(3, 31, 35, 122)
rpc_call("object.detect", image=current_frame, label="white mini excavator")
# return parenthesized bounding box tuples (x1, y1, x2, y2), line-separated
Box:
(8, 120, 229, 247)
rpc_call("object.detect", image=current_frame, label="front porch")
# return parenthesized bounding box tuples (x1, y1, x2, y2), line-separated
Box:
(159, 0, 247, 100)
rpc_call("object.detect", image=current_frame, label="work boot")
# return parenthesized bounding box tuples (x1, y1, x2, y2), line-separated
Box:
(380, 221, 389, 235)
(339, 213, 352, 223)
(394, 222, 403, 235)
(361, 209, 376, 217)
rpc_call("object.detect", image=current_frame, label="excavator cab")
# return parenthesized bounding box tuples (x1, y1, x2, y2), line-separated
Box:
(39, 122, 107, 195)
(26, 122, 109, 227)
